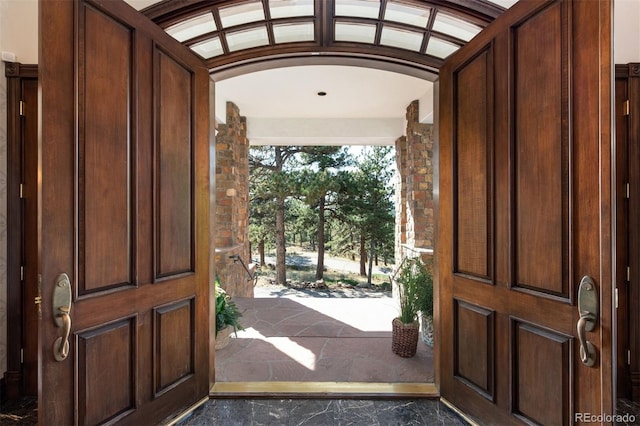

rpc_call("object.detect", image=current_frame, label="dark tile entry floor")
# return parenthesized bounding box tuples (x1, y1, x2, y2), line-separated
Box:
(215, 288, 433, 383)
(178, 398, 468, 426)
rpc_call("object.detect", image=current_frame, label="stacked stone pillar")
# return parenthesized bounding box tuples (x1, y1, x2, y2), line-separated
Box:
(214, 102, 253, 297)
(395, 100, 434, 268)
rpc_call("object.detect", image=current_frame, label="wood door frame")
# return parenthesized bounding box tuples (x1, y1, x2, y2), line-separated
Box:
(3, 62, 38, 400)
(616, 62, 640, 400)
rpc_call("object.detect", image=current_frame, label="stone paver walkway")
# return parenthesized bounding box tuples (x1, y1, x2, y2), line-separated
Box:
(214, 285, 434, 383)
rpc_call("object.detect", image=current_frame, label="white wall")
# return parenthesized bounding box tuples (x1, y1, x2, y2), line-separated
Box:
(614, 0, 640, 64)
(0, 0, 38, 63)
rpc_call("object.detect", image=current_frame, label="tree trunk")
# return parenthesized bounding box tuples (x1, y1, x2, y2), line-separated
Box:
(316, 196, 326, 279)
(366, 238, 375, 286)
(351, 233, 356, 260)
(275, 195, 286, 284)
(274, 147, 287, 284)
(359, 233, 367, 276)
(258, 240, 265, 266)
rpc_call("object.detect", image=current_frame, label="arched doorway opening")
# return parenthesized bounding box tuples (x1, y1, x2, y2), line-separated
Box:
(136, 0, 507, 395)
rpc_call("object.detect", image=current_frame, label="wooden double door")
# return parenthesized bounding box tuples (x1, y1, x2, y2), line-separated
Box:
(438, 0, 613, 424)
(35, 0, 614, 424)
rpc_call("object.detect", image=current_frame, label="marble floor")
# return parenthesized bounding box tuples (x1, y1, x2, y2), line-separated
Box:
(178, 398, 468, 426)
(215, 287, 433, 383)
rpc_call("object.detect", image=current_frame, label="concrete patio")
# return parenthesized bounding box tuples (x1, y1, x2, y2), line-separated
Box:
(214, 286, 434, 383)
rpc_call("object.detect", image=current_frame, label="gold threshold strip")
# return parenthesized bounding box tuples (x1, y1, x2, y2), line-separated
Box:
(210, 382, 438, 398)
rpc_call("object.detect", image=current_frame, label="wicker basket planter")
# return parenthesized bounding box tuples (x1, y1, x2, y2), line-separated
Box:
(215, 326, 231, 350)
(392, 318, 419, 358)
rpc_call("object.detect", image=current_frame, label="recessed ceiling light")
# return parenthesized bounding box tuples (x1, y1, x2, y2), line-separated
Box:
(317, 91, 327, 96)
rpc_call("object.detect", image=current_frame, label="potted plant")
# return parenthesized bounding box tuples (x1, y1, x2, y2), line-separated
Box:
(392, 257, 431, 357)
(415, 259, 434, 347)
(215, 278, 243, 350)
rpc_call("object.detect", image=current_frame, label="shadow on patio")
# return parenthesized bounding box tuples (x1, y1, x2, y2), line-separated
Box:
(214, 294, 434, 383)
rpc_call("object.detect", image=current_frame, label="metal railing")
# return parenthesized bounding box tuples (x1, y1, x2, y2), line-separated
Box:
(229, 254, 258, 287)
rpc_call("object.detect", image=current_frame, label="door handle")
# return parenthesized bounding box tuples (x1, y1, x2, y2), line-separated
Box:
(52, 273, 72, 361)
(577, 276, 598, 367)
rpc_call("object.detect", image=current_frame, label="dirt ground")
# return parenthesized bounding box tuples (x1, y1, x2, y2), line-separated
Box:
(254, 246, 394, 293)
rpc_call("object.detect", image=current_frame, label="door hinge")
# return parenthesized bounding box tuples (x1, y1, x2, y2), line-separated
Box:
(627, 266, 631, 282)
(36, 274, 42, 318)
(19, 100, 25, 116)
(615, 287, 619, 309)
(623, 99, 630, 116)
(20, 266, 24, 282)
(20, 348, 24, 364)
(629, 349, 632, 365)
(626, 183, 630, 199)
(19, 183, 25, 199)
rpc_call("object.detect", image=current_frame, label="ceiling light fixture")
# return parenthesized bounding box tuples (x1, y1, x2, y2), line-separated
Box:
(317, 91, 327, 96)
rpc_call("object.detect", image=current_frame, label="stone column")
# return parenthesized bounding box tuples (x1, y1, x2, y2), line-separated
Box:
(214, 102, 253, 297)
(395, 100, 434, 263)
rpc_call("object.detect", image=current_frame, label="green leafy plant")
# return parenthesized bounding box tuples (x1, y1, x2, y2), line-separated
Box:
(416, 259, 433, 318)
(396, 257, 432, 323)
(215, 278, 243, 337)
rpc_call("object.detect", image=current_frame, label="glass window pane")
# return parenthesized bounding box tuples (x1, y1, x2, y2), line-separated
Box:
(165, 13, 216, 42)
(384, 1, 430, 28)
(226, 26, 269, 51)
(380, 26, 423, 51)
(219, 1, 265, 28)
(335, 0, 380, 19)
(334, 22, 376, 43)
(190, 37, 224, 58)
(426, 37, 460, 58)
(269, 0, 314, 19)
(483, 0, 519, 8)
(432, 13, 482, 42)
(273, 22, 315, 43)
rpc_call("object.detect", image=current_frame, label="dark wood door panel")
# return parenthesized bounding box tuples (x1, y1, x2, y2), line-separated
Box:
(155, 47, 194, 280)
(511, 319, 571, 425)
(513, 1, 567, 299)
(454, 46, 493, 281)
(76, 318, 137, 425)
(154, 298, 195, 396)
(79, 2, 135, 295)
(453, 299, 495, 400)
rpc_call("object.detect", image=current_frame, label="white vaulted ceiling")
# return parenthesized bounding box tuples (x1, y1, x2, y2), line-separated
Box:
(215, 65, 433, 145)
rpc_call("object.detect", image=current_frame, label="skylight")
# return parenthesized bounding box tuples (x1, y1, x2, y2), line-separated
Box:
(226, 26, 270, 51)
(432, 13, 482, 42)
(219, 1, 265, 28)
(426, 37, 460, 59)
(190, 37, 224, 58)
(335, 22, 377, 43)
(269, 0, 315, 19)
(335, 0, 380, 19)
(273, 22, 315, 43)
(165, 13, 216, 42)
(155, 0, 505, 70)
(380, 26, 423, 52)
(383, 1, 430, 28)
